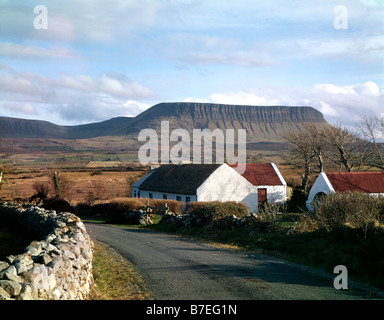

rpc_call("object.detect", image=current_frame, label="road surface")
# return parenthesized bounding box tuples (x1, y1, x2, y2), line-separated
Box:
(85, 223, 382, 300)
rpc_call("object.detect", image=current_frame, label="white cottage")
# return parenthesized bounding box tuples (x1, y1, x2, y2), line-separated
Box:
(229, 163, 287, 204)
(306, 171, 384, 211)
(131, 163, 258, 212)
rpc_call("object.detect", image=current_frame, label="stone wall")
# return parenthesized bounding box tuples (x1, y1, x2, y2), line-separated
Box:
(0, 203, 94, 300)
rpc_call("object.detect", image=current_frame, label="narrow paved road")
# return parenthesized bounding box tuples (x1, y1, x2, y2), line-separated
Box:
(85, 223, 381, 300)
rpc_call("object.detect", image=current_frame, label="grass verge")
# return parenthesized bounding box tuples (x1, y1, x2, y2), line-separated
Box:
(88, 241, 152, 300)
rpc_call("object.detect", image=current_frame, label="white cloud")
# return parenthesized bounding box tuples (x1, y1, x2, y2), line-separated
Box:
(209, 91, 280, 106)
(98, 74, 154, 99)
(0, 0, 382, 128)
(187, 81, 384, 127)
(2, 102, 37, 115)
(0, 0, 184, 45)
(0, 42, 80, 60)
(122, 100, 151, 116)
(0, 67, 156, 123)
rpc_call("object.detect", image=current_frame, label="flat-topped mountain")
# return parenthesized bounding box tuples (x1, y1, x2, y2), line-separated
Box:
(0, 102, 329, 142)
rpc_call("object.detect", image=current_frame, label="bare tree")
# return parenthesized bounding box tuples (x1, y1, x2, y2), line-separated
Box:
(29, 182, 50, 204)
(304, 124, 328, 172)
(359, 115, 384, 170)
(283, 121, 374, 191)
(323, 123, 372, 172)
(283, 129, 316, 192)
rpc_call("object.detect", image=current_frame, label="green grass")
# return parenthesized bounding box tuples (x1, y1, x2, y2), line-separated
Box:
(89, 241, 152, 300)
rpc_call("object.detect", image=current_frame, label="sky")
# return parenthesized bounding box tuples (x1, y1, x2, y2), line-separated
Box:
(0, 0, 383, 129)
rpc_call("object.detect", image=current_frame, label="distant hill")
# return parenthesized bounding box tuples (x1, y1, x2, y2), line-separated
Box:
(0, 102, 330, 143)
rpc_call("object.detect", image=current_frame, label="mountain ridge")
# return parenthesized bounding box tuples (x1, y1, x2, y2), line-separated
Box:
(0, 102, 329, 143)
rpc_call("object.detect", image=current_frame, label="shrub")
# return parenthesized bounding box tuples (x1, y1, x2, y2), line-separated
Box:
(42, 197, 73, 213)
(96, 198, 184, 222)
(148, 199, 184, 213)
(87, 198, 145, 222)
(188, 201, 248, 229)
(185, 201, 206, 213)
(29, 182, 50, 204)
(313, 191, 384, 238)
(258, 202, 286, 221)
(108, 198, 146, 218)
(286, 188, 307, 212)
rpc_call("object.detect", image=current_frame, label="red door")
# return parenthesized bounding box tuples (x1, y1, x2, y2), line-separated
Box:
(258, 188, 267, 204)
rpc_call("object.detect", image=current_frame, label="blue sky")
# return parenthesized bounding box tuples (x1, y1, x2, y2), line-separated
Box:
(0, 0, 383, 128)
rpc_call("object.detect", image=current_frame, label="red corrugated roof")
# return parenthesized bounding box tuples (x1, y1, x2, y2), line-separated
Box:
(326, 172, 384, 193)
(229, 163, 283, 186)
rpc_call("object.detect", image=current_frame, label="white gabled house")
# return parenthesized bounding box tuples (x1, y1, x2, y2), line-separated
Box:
(306, 171, 384, 211)
(229, 163, 287, 205)
(131, 163, 258, 212)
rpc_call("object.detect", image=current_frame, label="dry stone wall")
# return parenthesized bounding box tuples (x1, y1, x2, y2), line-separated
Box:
(0, 202, 94, 300)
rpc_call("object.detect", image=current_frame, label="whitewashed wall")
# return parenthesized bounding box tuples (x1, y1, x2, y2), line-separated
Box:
(133, 189, 197, 203)
(132, 164, 258, 212)
(197, 164, 258, 212)
(257, 185, 286, 204)
(306, 172, 334, 211)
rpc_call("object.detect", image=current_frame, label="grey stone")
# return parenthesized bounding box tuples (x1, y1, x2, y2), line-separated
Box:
(45, 234, 57, 243)
(56, 242, 70, 251)
(0, 203, 94, 300)
(0, 265, 16, 279)
(62, 250, 76, 261)
(46, 257, 64, 273)
(14, 261, 31, 274)
(47, 273, 56, 290)
(6, 255, 15, 264)
(0, 286, 11, 300)
(0, 261, 9, 271)
(52, 288, 62, 300)
(41, 241, 59, 252)
(0, 280, 22, 297)
(40, 253, 52, 265)
(21, 265, 49, 290)
(1, 266, 22, 283)
(17, 284, 37, 300)
(14, 254, 34, 266)
(69, 243, 81, 258)
(25, 241, 42, 256)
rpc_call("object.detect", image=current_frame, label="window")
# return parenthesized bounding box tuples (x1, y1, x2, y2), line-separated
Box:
(133, 190, 137, 198)
(176, 196, 182, 202)
(138, 191, 140, 198)
(163, 194, 167, 199)
(186, 197, 191, 203)
(149, 193, 153, 199)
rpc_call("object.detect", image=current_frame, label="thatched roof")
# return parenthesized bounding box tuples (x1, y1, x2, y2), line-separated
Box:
(138, 164, 222, 195)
